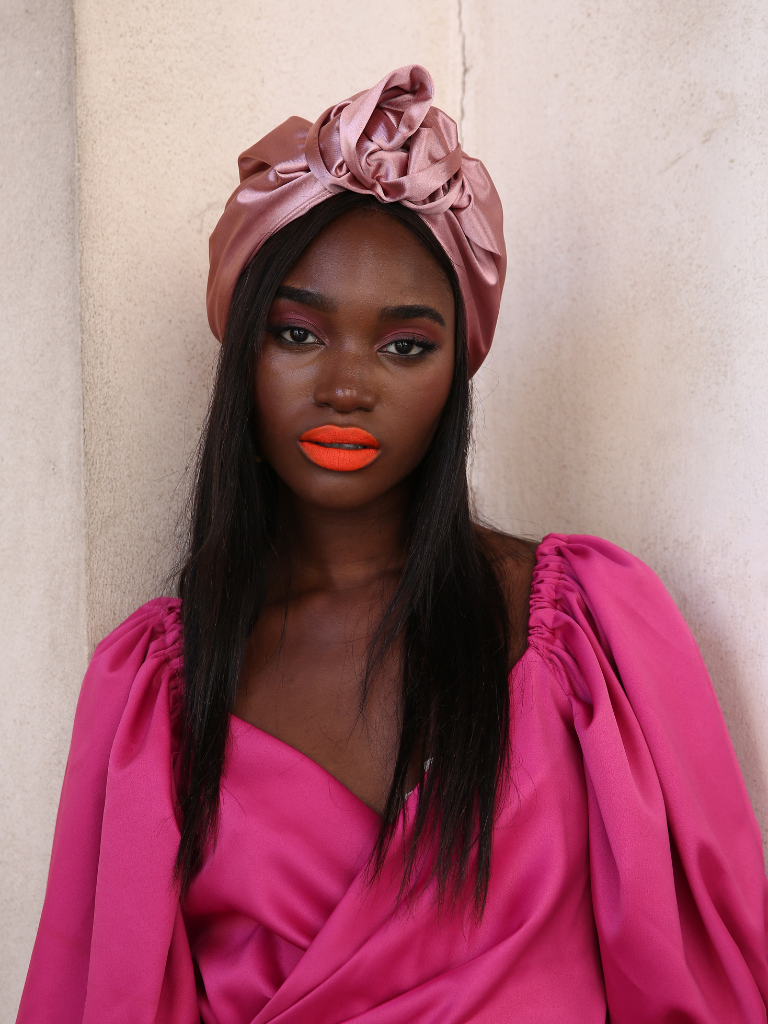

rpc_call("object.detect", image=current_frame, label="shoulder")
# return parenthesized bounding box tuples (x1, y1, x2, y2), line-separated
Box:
(534, 533, 678, 620)
(80, 597, 183, 727)
(474, 524, 538, 592)
(530, 533, 705, 682)
(536, 532, 659, 576)
(465, 526, 692, 670)
(92, 596, 182, 661)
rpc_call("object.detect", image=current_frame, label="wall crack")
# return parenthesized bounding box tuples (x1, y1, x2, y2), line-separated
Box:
(457, 0, 468, 144)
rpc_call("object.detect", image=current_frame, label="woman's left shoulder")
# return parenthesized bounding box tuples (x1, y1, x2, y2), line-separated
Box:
(531, 532, 701, 662)
(535, 531, 670, 595)
(475, 528, 689, 662)
(477, 527, 674, 606)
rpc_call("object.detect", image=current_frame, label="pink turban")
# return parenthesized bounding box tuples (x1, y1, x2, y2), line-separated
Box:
(207, 65, 506, 375)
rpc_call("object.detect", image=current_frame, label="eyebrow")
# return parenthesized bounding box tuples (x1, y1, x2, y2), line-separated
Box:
(274, 285, 337, 312)
(274, 288, 446, 328)
(380, 304, 446, 327)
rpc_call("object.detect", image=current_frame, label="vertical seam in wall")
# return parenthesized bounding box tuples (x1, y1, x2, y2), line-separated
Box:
(457, 0, 468, 144)
(69, 0, 89, 664)
(458, 0, 475, 500)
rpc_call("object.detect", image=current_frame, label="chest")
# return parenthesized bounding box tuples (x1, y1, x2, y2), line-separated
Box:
(234, 589, 411, 814)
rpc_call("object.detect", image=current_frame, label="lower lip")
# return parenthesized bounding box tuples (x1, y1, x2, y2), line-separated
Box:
(299, 442, 380, 472)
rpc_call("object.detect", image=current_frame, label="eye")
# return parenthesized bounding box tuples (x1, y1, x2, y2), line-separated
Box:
(270, 325, 320, 346)
(281, 326, 316, 345)
(380, 338, 435, 357)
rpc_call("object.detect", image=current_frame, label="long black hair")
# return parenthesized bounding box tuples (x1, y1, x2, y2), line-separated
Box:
(176, 191, 515, 913)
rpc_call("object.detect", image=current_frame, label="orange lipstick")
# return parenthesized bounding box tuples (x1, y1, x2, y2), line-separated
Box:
(299, 425, 380, 472)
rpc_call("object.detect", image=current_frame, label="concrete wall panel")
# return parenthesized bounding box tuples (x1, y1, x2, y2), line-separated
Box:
(0, 0, 86, 1017)
(464, 0, 768, 847)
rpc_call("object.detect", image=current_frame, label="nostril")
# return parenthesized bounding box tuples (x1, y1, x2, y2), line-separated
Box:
(313, 381, 375, 413)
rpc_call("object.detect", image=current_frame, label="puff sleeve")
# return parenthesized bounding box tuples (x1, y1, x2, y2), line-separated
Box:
(16, 598, 198, 1024)
(534, 535, 768, 1021)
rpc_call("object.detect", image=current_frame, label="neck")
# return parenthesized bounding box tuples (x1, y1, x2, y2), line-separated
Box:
(272, 480, 411, 595)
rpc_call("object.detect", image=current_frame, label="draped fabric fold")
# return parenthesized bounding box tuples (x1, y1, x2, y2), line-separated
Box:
(17, 539, 768, 1023)
(529, 537, 768, 1021)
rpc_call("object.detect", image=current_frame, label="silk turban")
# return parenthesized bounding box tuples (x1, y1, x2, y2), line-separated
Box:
(207, 64, 506, 375)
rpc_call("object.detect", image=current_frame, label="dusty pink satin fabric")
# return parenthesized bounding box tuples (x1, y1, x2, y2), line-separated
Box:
(206, 65, 506, 376)
(17, 537, 768, 1023)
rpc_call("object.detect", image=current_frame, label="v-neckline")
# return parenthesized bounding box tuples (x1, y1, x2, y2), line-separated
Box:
(228, 712, 398, 820)
(229, 650, 535, 820)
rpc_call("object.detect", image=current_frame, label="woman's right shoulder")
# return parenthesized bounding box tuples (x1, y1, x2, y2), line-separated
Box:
(80, 597, 183, 728)
(91, 596, 182, 661)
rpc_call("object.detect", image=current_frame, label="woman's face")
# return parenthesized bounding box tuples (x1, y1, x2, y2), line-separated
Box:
(254, 208, 456, 511)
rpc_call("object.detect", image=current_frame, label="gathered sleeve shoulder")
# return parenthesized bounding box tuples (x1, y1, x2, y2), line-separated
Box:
(529, 534, 768, 1022)
(16, 598, 198, 1024)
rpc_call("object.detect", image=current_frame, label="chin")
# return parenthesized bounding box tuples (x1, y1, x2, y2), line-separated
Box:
(276, 466, 384, 505)
(274, 455, 414, 512)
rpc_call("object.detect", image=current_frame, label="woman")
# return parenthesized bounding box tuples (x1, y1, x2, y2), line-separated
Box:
(18, 66, 768, 1023)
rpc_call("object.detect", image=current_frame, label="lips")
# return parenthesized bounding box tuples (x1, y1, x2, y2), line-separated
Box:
(299, 425, 380, 472)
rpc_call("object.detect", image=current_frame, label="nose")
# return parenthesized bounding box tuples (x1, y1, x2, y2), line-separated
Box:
(312, 342, 376, 414)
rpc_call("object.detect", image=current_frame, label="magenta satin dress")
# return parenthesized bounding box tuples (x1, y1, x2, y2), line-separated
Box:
(17, 536, 768, 1023)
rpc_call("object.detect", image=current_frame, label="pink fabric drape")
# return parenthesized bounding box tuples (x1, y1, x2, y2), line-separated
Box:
(17, 537, 768, 1023)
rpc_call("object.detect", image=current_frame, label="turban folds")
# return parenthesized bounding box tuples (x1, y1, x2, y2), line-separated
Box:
(207, 65, 505, 375)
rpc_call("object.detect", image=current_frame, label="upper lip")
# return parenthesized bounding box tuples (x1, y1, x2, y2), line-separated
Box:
(299, 425, 380, 448)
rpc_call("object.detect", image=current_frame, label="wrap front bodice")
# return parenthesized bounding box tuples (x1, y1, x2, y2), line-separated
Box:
(17, 536, 768, 1023)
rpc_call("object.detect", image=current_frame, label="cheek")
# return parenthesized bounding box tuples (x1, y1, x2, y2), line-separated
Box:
(253, 351, 302, 451)
(386, 363, 455, 462)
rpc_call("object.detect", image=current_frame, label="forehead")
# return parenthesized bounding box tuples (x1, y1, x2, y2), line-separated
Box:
(281, 208, 454, 311)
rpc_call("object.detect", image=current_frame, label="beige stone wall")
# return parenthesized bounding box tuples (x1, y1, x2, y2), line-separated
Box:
(466, 0, 768, 848)
(1, 0, 87, 1014)
(3, 0, 768, 1017)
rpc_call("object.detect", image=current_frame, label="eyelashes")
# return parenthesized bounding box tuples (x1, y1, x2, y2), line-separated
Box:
(268, 325, 320, 346)
(266, 323, 439, 359)
(378, 338, 438, 357)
